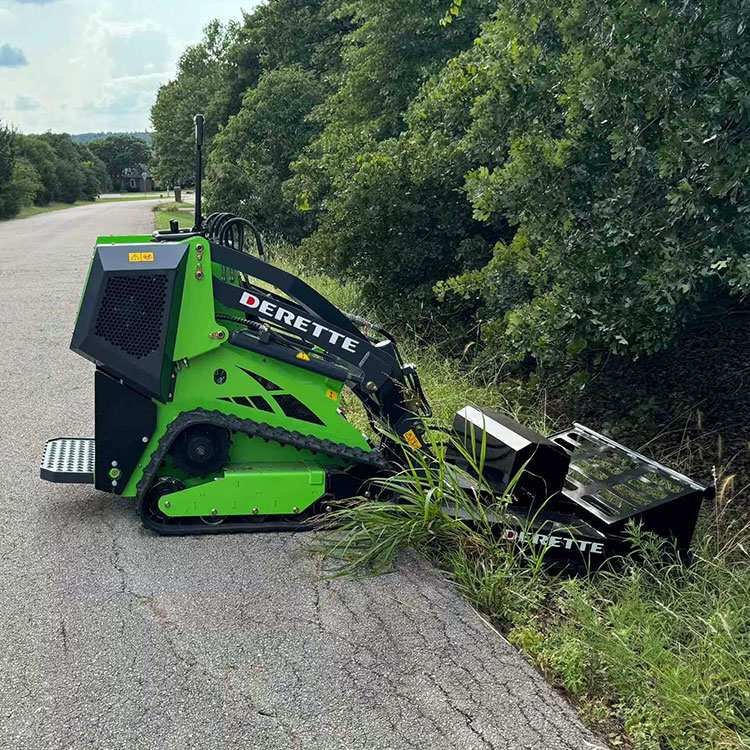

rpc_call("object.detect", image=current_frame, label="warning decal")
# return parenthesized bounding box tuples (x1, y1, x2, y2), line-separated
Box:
(128, 252, 154, 262)
(403, 429, 422, 450)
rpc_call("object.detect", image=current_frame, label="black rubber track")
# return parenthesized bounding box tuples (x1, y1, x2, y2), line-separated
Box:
(136, 407, 388, 535)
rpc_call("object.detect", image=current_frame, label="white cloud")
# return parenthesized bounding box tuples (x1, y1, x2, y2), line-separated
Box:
(1, 0, 251, 132)
(84, 72, 168, 115)
(80, 15, 174, 77)
(76, 14, 175, 120)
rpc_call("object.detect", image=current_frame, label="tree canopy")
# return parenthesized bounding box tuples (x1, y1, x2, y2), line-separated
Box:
(150, 0, 750, 369)
(0, 123, 111, 218)
(89, 135, 151, 187)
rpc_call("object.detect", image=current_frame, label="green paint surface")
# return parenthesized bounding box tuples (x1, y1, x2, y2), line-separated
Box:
(159, 462, 325, 517)
(105, 235, 371, 515)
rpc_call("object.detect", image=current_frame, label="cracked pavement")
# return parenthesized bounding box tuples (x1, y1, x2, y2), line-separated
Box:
(0, 201, 606, 749)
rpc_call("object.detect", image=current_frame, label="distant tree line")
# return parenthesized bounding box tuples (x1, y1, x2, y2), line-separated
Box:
(71, 131, 152, 146)
(0, 126, 153, 219)
(151, 0, 749, 368)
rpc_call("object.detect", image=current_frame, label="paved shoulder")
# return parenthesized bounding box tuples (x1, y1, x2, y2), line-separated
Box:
(0, 201, 604, 750)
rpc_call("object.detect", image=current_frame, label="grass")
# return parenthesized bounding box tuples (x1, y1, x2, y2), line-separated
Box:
(319, 427, 750, 750)
(102, 191, 174, 199)
(6, 200, 96, 220)
(154, 203, 195, 231)
(97, 194, 171, 203)
(153, 206, 750, 748)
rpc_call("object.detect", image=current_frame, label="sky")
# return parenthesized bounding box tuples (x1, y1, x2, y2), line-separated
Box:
(0, 0, 258, 134)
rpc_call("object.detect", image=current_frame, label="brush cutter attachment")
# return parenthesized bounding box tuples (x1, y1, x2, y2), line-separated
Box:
(450, 406, 712, 566)
(39, 114, 712, 567)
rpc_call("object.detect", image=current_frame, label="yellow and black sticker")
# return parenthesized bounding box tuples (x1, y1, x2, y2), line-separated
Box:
(128, 252, 154, 262)
(326, 389, 339, 401)
(403, 429, 422, 450)
(296, 351, 311, 361)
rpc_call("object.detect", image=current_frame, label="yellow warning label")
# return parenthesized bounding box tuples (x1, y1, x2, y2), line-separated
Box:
(326, 389, 339, 401)
(128, 252, 154, 262)
(296, 351, 311, 361)
(403, 429, 422, 450)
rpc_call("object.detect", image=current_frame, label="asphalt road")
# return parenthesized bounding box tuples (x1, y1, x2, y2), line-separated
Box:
(0, 201, 604, 750)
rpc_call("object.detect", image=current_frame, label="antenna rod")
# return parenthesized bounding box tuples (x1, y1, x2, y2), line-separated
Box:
(193, 114, 204, 232)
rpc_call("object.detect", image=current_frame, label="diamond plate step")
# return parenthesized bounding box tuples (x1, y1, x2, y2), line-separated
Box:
(40, 438, 95, 484)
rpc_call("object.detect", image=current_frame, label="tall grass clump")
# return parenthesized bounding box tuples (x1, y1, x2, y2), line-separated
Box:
(515, 515, 750, 750)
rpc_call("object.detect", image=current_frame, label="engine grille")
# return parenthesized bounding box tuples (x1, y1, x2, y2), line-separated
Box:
(94, 275, 168, 359)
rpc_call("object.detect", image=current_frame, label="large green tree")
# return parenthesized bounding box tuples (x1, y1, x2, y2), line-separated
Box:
(0, 120, 22, 219)
(89, 135, 150, 187)
(150, 21, 241, 187)
(285, 0, 496, 305)
(289, 0, 750, 366)
(17, 135, 59, 205)
(147, 0, 750, 370)
(37, 133, 108, 203)
(435, 0, 750, 364)
(207, 65, 326, 241)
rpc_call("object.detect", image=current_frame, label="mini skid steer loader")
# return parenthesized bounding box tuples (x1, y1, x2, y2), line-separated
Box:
(40, 116, 713, 567)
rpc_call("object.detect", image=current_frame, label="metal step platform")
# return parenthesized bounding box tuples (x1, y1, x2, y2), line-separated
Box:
(40, 438, 95, 484)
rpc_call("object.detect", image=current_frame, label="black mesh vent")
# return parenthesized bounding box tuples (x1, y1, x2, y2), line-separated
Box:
(94, 275, 168, 359)
(274, 394, 324, 425)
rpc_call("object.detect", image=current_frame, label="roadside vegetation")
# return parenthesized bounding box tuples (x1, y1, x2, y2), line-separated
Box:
(148, 0, 750, 744)
(276, 240, 750, 750)
(155, 201, 750, 748)
(0, 126, 160, 220)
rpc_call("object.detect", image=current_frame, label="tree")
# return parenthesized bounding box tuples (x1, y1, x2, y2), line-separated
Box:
(38, 133, 108, 203)
(12, 157, 43, 206)
(437, 0, 750, 364)
(17, 135, 59, 205)
(146, 0, 750, 371)
(149, 3, 349, 193)
(207, 66, 326, 241)
(150, 21, 239, 187)
(89, 135, 150, 187)
(285, 0, 495, 302)
(0, 120, 22, 219)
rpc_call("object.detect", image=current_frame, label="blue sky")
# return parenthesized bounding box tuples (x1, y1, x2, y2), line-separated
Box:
(0, 0, 258, 133)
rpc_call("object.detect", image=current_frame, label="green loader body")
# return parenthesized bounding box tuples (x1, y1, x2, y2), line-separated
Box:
(40, 115, 711, 566)
(48, 231, 384, 532)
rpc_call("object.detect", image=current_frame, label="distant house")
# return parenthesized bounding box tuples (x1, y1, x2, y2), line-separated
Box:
(118, 164, 157, 192)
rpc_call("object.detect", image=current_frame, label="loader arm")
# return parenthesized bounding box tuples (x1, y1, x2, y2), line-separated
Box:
(209, 241, 430, 452)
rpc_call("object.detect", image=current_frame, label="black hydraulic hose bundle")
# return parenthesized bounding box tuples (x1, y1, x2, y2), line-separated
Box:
(204, 212, 265, 260)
